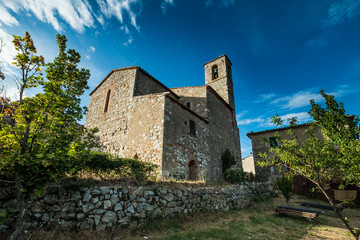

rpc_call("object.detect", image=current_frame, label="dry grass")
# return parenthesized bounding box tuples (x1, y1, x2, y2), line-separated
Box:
(17, 194, 360, 240)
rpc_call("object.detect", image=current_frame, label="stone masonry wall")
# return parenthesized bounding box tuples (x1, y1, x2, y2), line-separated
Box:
(0, 182, 275, 232)
(171, 86, 207, 119)
(85, 68, 166, 167)
(204, 56, 234, 108)
(162, 96, 210, 180)
(206, 88, 241, 177)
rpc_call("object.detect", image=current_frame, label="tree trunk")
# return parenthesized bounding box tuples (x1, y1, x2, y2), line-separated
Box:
(9, 178, 27, 240)
(316, 183, 359, 240)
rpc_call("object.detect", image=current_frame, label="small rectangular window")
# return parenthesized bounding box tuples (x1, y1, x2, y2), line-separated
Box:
(269, 137, 278, 147)
(190, 120, 196, 136)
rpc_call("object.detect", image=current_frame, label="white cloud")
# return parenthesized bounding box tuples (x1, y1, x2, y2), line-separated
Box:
(236, 110, 248, 120)
(237, 117, 264, 126)
(278, 112, 312, 124)
(270, 86, 353, 110)
(0, 28, 18, 74)
(259, 112, 311, 128)
(89, 46, 96, 52)
(0, 0, 142, 33)
(2, 82, 19, 101)
(120, 26, 130, 34)
(161, 0, 175, 15)
(323, 0, 360, 27)
(254, 93, 277, 103)
(123, 37, 133, 47)
(119, 25, 133, 46)
(0, 5, 19, 26)
(0, 0, 95, 32)
(97, 0, 141, 31)
(271, 90, 322, 110)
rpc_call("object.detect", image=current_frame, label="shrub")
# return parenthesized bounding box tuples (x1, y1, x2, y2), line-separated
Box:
(276, 176, 293, 206)
(81, 151, 157, 182)
(221, 149, 236, 173)
(224, 168, 247, 184)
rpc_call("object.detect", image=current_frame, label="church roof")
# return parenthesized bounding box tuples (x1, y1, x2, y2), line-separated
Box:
(89, 66, 179, 98)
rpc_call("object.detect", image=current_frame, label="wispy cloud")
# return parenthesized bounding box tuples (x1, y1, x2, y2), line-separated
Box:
(254, 93, 277, 103)
(89, 46, 96, 52)
(0, 5, 19, 26)
(1, 0, 95, 32)
(323, 0, 360, 27)
(205, 0, 235, 8)
(270, 86, 353, 110)
(279, 112, 312, 124)
(0, 0, 142, 33)
(0, 28, 18, 74)
(236, 110, 265, 126)
(260, 112, 312, 128)
(236, 110, 248, 120)
(120, 25, 133, 46)
(161, 0, 175, 15)
(97, 0, 141, 32)
(271, 90, 322, 110)
(237, 117, 264, 126)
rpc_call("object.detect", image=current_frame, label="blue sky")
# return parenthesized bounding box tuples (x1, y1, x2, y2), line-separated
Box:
(1, 0, 360, 157)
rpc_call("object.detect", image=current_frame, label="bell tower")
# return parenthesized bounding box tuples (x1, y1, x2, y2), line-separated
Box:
(204, 54, 235, 109)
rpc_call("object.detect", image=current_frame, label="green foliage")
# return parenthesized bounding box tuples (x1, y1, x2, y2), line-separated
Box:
(276, 176, 292, 206)
(82, 151, 157, 182)
(259, 90, 360, 239)
(221, 149, 236, 173)
(224, 168, 247, 184)
(0, 208, 18, 224)
(0, 32, 96, 199)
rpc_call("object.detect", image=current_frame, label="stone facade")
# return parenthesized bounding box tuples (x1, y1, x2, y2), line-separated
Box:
(85, 55, 241, 181)
(247, 124, 322, 176)
(0, 182, 276, 232)
(242, 154, 255, 174)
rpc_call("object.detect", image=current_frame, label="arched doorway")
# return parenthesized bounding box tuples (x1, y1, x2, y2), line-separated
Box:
(188, 160, 198, 181)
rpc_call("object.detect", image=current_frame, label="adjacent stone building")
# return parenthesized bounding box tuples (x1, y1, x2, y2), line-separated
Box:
(242, 154, 255, 175)
(85, 55, 241, 181)
(247, 124, 317, 176)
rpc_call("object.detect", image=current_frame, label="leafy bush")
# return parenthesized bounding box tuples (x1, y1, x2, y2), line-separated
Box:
(276, 176, 293, 206)
(81, 151, 157, 182)
(221, 149, 236, 173)
(0, 208, 18, 225)
(224, 168, 247, 184)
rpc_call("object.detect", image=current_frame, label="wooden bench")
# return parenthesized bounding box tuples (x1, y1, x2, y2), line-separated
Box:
(300, 202, 346, 212)
(274, 206, 323, 221)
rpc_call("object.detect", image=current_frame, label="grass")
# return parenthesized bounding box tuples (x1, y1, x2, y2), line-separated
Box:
(19, 194, 360, 240)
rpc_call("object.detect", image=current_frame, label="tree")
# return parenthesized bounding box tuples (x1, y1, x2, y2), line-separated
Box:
(221, 148, 236, 173)
(0, 32, 96, 240)
(259, 90, 360, 239)
(0, 37, 7, 113)
(276, 176, 292, 206)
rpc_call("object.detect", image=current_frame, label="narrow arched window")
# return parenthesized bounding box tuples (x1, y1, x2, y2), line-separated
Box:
(212, 65, 218, 80)
(104, 89, 111, 112)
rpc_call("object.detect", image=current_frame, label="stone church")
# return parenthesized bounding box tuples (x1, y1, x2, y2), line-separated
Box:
(85, 55, 241, 181)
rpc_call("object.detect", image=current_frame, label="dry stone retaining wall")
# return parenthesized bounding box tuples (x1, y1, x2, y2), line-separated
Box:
(0, 182, 275, 232)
